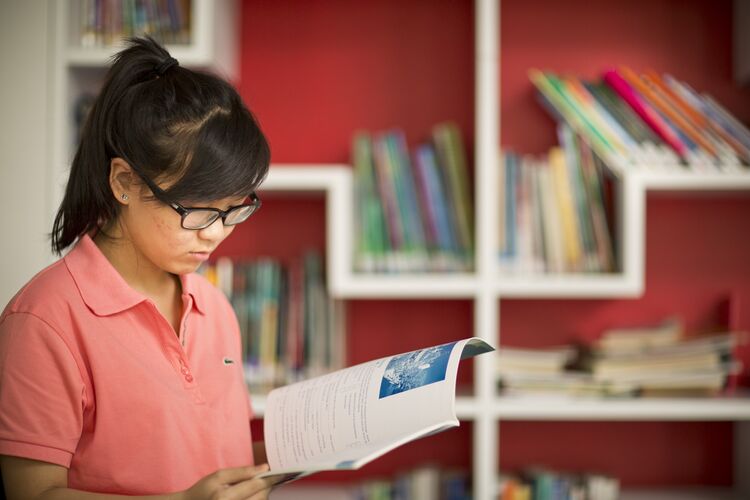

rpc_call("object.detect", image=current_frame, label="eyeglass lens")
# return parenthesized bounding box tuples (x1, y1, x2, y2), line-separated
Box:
(182, 205, 257, 229)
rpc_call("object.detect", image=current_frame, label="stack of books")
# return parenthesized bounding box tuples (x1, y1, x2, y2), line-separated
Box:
(499, 468, 619, 500)
(500, 124, 616, 274)
(353, 123, 474, 273)
(583, 319, 743, 397)
(496, 345, 633, 398)
(76, 0, 192, 47)
(497, 317, 745, 398)
(198, 254, 346, 392)
(530, 68, 750, 171)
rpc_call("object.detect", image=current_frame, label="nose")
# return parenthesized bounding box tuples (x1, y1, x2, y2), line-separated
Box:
(197, 217, 227, 242)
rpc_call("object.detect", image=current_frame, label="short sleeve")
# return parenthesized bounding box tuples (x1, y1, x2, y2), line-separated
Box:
(0, 312, 85, 467)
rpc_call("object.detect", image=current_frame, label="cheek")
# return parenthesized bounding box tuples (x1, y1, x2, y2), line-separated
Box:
(149, 211, 192, 248)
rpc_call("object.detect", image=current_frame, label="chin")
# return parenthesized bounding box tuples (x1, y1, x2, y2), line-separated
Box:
(165, 261, 203, 276)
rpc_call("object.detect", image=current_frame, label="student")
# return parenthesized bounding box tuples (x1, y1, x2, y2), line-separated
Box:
(0, 37, 277, 499)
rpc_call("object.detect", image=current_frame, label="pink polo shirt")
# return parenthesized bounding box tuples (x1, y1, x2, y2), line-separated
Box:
(0, 234, 255, 494)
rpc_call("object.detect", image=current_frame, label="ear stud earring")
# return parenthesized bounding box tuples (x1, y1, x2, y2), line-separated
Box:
(121, 193, 129, 201)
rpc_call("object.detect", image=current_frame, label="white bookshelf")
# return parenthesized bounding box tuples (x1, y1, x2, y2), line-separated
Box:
(48, 1, 750, 499)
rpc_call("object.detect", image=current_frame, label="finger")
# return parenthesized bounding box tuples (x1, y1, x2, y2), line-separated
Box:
(223, 476, 276, 500)
(248, 490, 270, 500)
(216, 464, 269, 485)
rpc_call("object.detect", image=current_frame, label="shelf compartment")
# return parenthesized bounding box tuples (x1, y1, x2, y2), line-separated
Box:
(62, 0, 238, 80)
(263, 165, 480, 299)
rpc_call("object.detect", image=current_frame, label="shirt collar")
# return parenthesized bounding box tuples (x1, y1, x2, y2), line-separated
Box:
(65, 234, 205, 316)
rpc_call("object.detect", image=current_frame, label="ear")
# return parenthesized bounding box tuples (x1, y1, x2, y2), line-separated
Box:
(109, 158, 136, 204)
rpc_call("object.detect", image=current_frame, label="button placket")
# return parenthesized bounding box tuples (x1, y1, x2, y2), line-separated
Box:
(178, 358, 194, 383)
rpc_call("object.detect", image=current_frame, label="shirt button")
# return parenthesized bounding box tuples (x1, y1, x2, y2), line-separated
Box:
(185, 374, 194, 383)
(180, 366, 189, 375)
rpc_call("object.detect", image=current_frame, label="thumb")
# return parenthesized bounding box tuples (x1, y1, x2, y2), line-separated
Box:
(250, 463, 270, 475)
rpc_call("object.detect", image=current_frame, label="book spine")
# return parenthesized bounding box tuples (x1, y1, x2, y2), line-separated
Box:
(393, 132, 429, 270)
(372, 133, 405, 256)
(434, 124, 474, 261)
(549, 147, 583, 271)
(585, 147, 616, 271)
(628, 69, 720, 161)
(603, 68, 688, 159)
(558, 124, 598, 271)
(412, 145, 441, 253)
(530, 69, 627, 168)
(563, 77, 636, 158)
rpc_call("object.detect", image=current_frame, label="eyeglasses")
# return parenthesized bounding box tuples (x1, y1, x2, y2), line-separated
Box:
(131, 167, 262, 230)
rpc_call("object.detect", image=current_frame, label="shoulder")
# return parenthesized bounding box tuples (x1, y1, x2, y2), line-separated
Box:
(1, 257, 79, 326)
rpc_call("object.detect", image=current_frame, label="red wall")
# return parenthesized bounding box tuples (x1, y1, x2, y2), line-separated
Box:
(226, 0, 750, 489)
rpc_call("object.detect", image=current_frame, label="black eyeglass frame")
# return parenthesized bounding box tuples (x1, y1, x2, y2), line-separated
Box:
(130, 167, 262, 230)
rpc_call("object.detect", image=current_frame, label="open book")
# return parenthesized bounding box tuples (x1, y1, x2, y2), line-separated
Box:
(257, 337, 494, 482)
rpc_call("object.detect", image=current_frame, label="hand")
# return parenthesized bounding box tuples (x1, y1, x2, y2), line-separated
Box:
(180, 464, 275, 500)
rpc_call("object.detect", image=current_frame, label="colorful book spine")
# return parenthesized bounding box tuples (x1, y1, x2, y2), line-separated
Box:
(602, 68, 688, 159)
(499, 131, 616, 275)
(619, 67, 719, 163)
(433, 123, 474, 259)
(529, 69, 629, 168)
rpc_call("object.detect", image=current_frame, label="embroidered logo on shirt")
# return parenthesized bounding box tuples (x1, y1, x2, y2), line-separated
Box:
(223, 357, 235, 365)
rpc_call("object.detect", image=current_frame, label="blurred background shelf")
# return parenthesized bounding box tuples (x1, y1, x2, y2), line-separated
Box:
(494, 273, 641, 298)
(492, 392, 750, 421)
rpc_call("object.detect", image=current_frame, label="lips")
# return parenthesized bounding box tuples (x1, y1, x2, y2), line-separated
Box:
(189, 250, 212, 261)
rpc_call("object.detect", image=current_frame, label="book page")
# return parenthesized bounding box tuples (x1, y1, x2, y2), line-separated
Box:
(259, 337, 493, 478)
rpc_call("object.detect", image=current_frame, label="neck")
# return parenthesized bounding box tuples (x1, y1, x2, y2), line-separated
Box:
(93, 225, 179, 299)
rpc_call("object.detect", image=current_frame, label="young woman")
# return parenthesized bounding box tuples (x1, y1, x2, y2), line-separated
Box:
(0, 37, 277, 499)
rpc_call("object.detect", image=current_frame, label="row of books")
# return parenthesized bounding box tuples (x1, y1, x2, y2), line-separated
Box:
(351, 465, 469, 500)
(497, 317, 745, 398)
(198, 254, 345, 392)
(353, 123, 474, 273)
(500, 124, 616, 274)
(76, 0, 192, 48)
(499, 468, 619, 500)
(530, 67, 750, 171)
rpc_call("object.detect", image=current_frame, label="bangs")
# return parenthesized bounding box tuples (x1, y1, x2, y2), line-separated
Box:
(158, 104, 270, 203)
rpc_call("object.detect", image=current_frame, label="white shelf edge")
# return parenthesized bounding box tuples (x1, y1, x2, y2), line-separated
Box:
(333, 274, 480, 299)
(495, 274, 642, 298)
(492, 393, 750, 421)
(261, 163, 350, 191)
(633, 169, 750, 191)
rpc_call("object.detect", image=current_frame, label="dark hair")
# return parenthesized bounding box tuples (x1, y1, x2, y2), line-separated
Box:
(51, 36, 270, 254)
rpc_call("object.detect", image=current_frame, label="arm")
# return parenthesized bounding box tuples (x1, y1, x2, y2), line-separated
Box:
(1, 456, 177, 500)
(1, 455, 276, 500)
